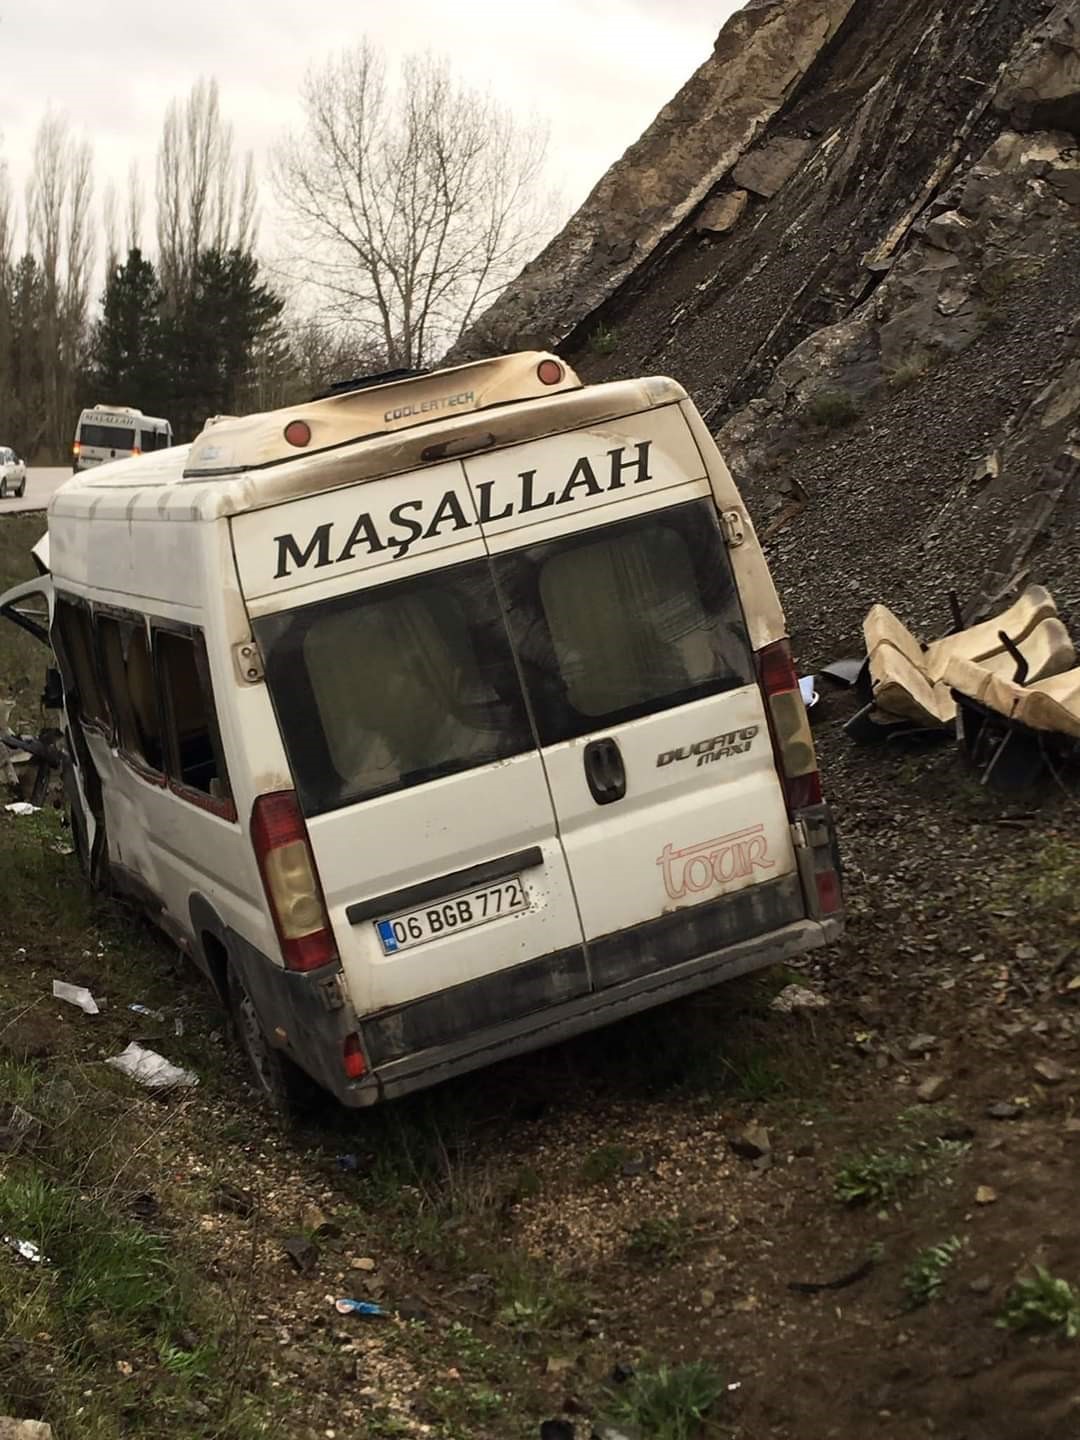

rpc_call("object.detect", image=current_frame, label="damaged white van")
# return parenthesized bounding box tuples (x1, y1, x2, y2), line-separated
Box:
(0, 352, 842, 1111)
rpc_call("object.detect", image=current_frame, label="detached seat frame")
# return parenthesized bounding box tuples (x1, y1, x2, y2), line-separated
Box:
(949, 630, 1080, 790)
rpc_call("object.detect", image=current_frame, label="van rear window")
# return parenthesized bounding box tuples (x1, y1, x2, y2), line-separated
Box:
(493, 500, 755, 744)
(80, 423, 136, 450)
(255, 560, 536, 815)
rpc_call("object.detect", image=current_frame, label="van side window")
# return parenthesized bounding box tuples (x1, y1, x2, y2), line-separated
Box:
(493, 499, 756, 745)
(53, 597, 109, 728)
(98, 615, 164, 773)
(155, 628, 233, 809)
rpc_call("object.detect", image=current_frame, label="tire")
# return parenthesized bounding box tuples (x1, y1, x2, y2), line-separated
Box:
(17, 480, 25, 497)
(228, 965, 318, 1119)
(0, 480, 7, 498)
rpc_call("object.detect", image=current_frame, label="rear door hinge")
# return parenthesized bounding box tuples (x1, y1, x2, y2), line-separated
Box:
(720, 509, 745, 547)
(233, 639, 264, 685)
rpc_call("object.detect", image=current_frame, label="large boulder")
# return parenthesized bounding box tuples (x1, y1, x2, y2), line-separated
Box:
(995, 0, 1080, 134)
(448, 0, 855, 360)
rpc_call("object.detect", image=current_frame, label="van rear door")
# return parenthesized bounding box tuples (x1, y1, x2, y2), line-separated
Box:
(239, 462, 586, 1046)
(466, 404, 801, 981)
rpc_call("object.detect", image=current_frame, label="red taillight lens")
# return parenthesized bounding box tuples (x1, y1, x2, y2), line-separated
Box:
(284, 419, 311, 447)
(757, 639, 822, 813)
(251, 790, 338, 972)
(537, 358, 563, 386)
(816, 869, 842, 916)
(343, 1033, 367, 1080)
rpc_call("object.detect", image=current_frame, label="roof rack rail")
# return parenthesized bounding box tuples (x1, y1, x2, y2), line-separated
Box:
(310, 367, 425, 402)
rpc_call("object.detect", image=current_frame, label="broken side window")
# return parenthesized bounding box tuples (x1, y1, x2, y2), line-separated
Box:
(154, 627, 233, 813)
(53, 596, 109, 729)
(98, 614, 164, 775)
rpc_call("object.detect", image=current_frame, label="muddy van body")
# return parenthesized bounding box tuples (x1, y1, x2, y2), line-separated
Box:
(1, 353, 843, 1108)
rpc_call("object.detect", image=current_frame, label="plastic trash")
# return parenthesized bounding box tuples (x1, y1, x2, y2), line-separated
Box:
(4, 1235, 43, 1264)
(799, 675, 819, 710)
(3, 802, 40, 816)
(333, 1297, 387, 1318)
(53, 980, 101, 1016)
(106, 1043, 198, 1090)
(129, 1004, 164, 1021)
(821, 657, 866, 687)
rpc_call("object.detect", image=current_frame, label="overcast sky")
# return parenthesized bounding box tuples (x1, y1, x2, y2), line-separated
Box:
(2, 1, 739, 268)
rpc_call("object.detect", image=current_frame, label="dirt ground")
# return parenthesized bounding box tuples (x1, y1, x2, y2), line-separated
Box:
(3, 503, 1080, 1440)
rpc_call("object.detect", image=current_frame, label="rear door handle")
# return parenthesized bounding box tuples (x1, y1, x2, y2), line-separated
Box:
(583, 737, 626, 805)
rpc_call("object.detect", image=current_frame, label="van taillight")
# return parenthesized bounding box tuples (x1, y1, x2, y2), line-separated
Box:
(343, 1033, 367, 1080)
(251, 790, 338, 972)
(757, 639, 822, 811)
(72, 441, 81, 456)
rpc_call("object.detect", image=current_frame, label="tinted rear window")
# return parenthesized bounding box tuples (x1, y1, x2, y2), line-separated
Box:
(80, 423, 136, 450)
(254, 558, 535, 815)
(493, 500, 755, 744)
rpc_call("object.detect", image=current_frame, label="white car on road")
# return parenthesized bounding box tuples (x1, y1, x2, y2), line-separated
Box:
(0, 448, 26, 498)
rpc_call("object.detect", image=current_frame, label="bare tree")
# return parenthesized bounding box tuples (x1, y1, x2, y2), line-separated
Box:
(126, 160, 143, 252)
(273, 45, 551, 369)
(25, 112, 95, 456)
(156, 77, 257, 308)
(103, 180, 120, 276)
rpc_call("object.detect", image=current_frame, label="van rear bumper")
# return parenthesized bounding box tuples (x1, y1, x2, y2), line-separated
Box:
(346, 912, 841, 1106)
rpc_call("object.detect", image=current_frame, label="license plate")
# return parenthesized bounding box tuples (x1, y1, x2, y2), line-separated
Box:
(375, 876, 528, 954)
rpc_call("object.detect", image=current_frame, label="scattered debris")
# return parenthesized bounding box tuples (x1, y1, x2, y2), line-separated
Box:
(0, 1104, 43, 1154)
(105, 1043, 198, 1091)
(1034, 1058, 1068, 1085)
(916, 1075, 950, 1104)
(129, 1004, 164, 1021)
(770, 983, 829, 1013)
(822, 657, 865, 687)
(986, 1101, 1024, 1120)
(214, 1182, 255, 1217)
(907, 1033, 939, 1055)
(333, 1297, 388, 1319)
(3, 802, 39, 816)
(3, 1237, 43, 1265)
(789, 1255, 877, 1294)
(799, 675, 819, 710)
(52, 980, 100, 1016)
(351, 1256, 377, 1272)
(540, 1422, 575, 1440)
(975, 1185, 998, 1206)
(282, 1236, 319, 1275)
(728, 1122, 771, 1160)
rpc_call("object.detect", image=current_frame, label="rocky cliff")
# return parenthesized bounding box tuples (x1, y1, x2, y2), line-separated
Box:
(458, 0, 1080, 667)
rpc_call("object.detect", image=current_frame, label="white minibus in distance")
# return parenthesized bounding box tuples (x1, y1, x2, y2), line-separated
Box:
(2, 352, 843, 1112)
(73, 405, 172, 472)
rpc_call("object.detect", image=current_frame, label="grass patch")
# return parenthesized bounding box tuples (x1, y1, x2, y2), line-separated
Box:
(607, 1361, 726, 1440)
(903, 1236, 965, 1309)
(1022, 836, 1080, 923)
(834, 1138, 969, 1208)
(581, 1142, 632, 1185)
(803, 388, 859, 430)
(886, 347, 935, 390)
(588, 323, 619, 356)
(626, 1215, 692, 1265)
(998, 1267, 1080, 1339)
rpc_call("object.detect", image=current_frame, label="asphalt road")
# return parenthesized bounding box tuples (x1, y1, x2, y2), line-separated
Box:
(0, 467, 71, 516)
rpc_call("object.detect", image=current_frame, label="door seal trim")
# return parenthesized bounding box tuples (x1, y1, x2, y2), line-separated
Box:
(346, 845, 544, 925)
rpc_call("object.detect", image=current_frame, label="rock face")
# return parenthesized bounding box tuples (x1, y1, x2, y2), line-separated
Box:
(996, 0, 1080, 133)
(447, 0, 856, 359)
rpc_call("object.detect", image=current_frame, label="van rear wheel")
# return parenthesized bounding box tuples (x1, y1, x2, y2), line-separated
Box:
(227, 966, 317, 1119)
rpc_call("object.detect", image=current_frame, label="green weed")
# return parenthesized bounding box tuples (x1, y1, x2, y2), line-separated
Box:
(886, 347, 934, 390)
(581, 1142, 632, 1185)
(998, 1267, 1080, 1339)
(903, 1236, 966, 1308)
(834, 1148, 921, 1206)
(607, 1361, 726, 1440)
(626, 1215, 692, 1264)
(803, 388, 859, 430)
(589, 323, 619, 356)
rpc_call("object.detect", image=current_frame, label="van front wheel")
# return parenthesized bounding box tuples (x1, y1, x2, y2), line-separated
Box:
(227, 967, 317, 1119)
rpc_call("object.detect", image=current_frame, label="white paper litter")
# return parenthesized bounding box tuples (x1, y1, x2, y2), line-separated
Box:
(106, 1042, 198, 1090)
(53, 980, 100, 1016)
(4, 802, 40, 816)
(799, 675, 820, 710)
(4, 1235, 43, 1264)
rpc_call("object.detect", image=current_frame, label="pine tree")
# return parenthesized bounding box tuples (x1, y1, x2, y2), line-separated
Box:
(91, 247, 165, 415)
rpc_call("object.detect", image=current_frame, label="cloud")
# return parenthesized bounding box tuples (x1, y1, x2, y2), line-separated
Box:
(2, 0, 737, 278)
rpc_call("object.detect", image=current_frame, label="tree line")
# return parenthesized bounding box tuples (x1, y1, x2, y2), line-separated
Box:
(0, 52, 550, 462)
